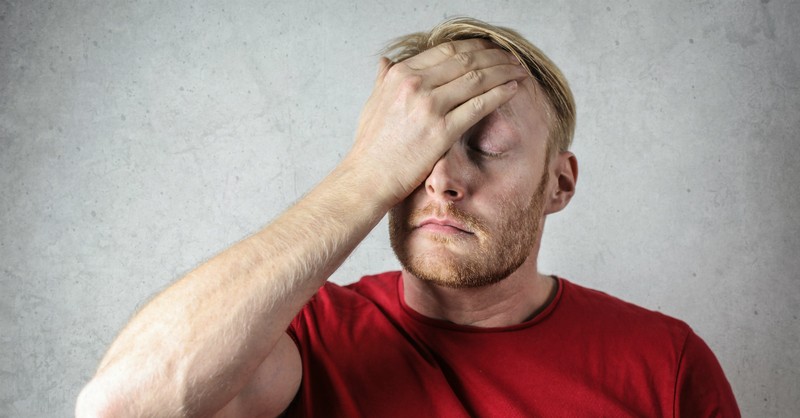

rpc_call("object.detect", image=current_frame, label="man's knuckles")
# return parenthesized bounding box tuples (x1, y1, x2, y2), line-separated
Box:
(463, 69, 485, 85)
(467, 96, 487, 119)
(394, 73, 425, 98)
(435, 41, 458, 57)
(453, 52, 475, 67)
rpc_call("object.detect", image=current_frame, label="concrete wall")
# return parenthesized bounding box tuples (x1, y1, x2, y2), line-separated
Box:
(2, 0, 797, 416)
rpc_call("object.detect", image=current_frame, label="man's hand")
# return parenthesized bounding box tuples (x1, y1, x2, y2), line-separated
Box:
(346, 39, 528, 206)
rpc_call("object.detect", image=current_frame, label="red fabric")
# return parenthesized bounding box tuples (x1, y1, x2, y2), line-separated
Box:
(286, 272, 739, 417)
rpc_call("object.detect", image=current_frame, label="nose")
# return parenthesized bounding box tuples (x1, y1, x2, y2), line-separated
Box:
(424, 149, 467, 202)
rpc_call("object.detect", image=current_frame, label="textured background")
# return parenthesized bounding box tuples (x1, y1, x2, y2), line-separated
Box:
(2, 0, 798, 416)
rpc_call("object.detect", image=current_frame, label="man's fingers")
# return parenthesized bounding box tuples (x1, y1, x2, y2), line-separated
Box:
(432, 63, 528, 113)
(423, 48, 522, 87)
(443, 80, 519, 137)
(402, 38, 497, 70)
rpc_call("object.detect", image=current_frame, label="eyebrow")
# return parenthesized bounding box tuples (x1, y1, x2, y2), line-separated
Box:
(488, 108, 523, 140)
(469, 113, 521, 149)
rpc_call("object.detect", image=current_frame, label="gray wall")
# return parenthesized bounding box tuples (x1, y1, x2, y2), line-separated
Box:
(2, 0, 798, 416)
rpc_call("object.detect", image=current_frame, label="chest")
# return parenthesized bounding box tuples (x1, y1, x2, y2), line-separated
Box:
(291, 313, 678, 417)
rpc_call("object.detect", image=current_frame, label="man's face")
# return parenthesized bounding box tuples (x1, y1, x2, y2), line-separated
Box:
(389, 79, 552, 288)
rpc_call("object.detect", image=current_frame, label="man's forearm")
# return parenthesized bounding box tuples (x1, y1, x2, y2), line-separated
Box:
(77, 162, 389, 417)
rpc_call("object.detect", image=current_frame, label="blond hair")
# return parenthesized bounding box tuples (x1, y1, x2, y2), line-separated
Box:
(383, 17, 576, 153)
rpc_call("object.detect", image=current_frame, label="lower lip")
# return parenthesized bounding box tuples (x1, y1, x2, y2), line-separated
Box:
(418, 224, 471, 235)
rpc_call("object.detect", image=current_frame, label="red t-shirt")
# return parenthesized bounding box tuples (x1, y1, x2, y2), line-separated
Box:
(286, 271, 739, 417)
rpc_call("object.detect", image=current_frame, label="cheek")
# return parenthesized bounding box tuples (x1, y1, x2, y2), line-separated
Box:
(395, 186, 430, 214)
(390, 191, 424, 229)
(388, 204, 408, 228)
(473, 177, 529, 209)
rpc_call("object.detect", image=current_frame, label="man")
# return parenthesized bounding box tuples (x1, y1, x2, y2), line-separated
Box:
(76, 18, 739, 417)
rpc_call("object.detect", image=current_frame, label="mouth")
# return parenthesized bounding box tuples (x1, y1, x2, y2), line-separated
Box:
(417, 218, 474, 235)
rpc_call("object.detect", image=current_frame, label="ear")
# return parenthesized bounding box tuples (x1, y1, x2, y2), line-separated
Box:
(544, 151, 578, 215)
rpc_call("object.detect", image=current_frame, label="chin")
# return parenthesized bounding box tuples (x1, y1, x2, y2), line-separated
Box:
(389, 207, 534, 289)
(401, 247, 525, 289)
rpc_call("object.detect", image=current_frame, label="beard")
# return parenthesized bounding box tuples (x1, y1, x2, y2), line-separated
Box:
(389, 166, 550, 289)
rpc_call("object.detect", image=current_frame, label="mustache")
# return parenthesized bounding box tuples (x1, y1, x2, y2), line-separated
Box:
(408, 202, 488, 235)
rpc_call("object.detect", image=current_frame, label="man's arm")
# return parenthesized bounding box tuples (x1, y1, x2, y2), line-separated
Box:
(76, 39, 527, 418)
(674, 330, 740, 417)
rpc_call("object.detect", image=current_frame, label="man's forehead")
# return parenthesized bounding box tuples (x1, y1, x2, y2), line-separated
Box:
(492, 79, 549, 135)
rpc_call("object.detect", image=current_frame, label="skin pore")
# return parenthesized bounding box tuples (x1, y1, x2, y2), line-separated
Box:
(390, 78, 574, 328)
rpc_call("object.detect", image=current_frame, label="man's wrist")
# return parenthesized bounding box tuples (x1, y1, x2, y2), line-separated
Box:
(331, 155, 405, 214)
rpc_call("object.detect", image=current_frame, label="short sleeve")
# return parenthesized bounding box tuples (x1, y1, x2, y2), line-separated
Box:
(674, 329, 740, 417)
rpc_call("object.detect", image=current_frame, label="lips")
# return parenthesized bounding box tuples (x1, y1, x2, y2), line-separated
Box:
(417, 217, 474, 234)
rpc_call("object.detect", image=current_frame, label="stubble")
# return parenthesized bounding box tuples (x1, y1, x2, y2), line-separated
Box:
(389, 166, 550, 289)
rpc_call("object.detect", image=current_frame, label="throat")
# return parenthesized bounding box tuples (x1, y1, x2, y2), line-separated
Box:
(401, 270, 557, 327)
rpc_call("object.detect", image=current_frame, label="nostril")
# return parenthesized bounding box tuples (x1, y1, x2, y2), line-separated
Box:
(445, 189, 459, 197)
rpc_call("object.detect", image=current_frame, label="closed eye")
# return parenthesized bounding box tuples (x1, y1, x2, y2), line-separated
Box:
(468, 145, 503, 158)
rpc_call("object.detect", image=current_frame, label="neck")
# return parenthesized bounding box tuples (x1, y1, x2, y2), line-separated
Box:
(401, 258, 556, 328)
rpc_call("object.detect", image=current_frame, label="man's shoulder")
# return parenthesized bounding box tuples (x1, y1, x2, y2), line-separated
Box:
(343, 270, 402, 292)
(308, 270, 401, 308)
(320, 270, 400, 294)
(558, 277, 692, 341)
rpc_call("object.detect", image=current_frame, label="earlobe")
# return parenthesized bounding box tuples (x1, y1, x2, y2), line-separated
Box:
(544, 151, 578, 215)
